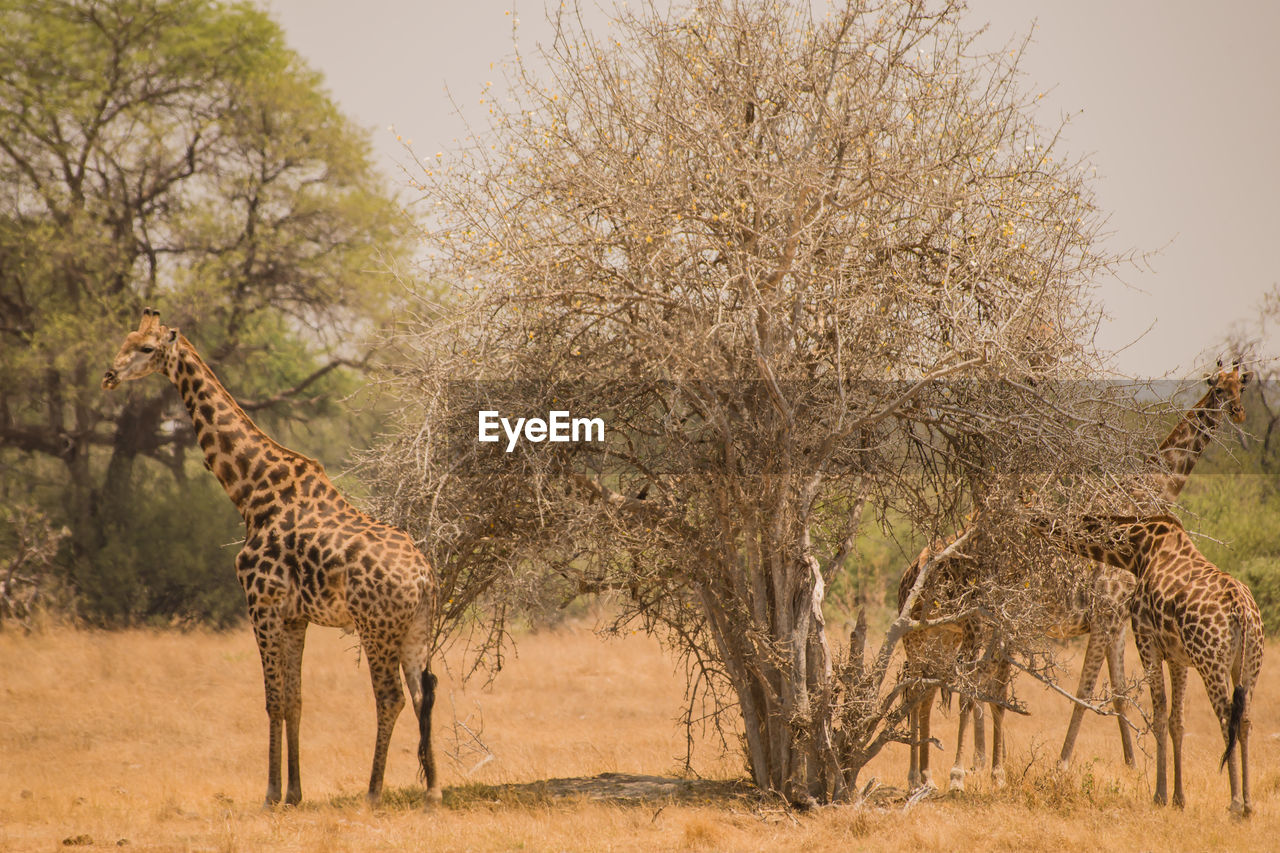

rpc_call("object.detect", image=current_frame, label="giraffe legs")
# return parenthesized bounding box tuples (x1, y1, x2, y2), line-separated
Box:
(1135, 631, 1169, 806)
(919, 687, 938, 789)
(1203, 667, 1250, 816)
(971, 700, 987, 772)
(364, 647, 406, 807)
(907, 697, 920, 790)
(907, 684, 938, 791)
(948, 696, 973, 791)
(1105, 627, 1136, 767)
(1166, 662, 1187, 808)
(252, 616, 307, 808)
(989, 658, 1010, 788)
(1058, 625, 1134, 771)
(400, 623, 442, 807)
(948, 693, 1002, 792)
(1239, 691, 1253, 818)
(948, 630, 994, 793)
(1240, 670, 1255, 818)
(1058, 628, 1108, 771)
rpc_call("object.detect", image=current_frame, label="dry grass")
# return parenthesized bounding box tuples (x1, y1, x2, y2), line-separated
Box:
(2, 618, 1279, 851)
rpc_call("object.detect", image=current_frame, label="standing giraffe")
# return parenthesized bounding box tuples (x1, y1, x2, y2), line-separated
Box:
(1037, 514, 1263, 815)
(1145, 359, 1252, 504)
(102, 308, 441, 808)
(1052, 359, 1252, 771)
(898, 529, 1012, 792)
(900, 360, 1252, 791)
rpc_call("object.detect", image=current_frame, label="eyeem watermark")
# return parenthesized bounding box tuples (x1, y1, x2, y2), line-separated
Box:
(478, 410, 605, 452)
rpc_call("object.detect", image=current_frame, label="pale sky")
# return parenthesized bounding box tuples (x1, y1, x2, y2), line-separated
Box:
(262, 1, 1280, 378)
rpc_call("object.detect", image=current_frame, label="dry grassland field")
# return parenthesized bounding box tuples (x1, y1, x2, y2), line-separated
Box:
(3, 618, 1280, 852)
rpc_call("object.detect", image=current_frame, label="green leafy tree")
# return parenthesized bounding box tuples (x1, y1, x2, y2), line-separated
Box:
(0, 0, 408, 622)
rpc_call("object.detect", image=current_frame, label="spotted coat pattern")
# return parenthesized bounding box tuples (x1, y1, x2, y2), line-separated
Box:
(1145, 361, 1252, 505)
(103, 309, 440, 808)
(897, 532, 1011, 792)
(898, 362, 1251, 791)
(1048, 515, 1264, 816)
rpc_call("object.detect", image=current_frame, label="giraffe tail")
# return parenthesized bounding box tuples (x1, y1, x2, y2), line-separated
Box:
(418, 669, 438, 792)
(1220, 685, 1246, 771)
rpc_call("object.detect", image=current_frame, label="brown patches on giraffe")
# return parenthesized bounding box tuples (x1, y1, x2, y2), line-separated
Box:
(1147, 359, 1252, 504)
(104, 309, 441, 809)
(897, 535, 1012, 793)
(896, 360, 1251, 792)
(1038, 514, 1264, 816)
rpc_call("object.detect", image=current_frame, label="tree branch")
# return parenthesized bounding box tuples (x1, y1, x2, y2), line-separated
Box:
(239, 356, 367, 412)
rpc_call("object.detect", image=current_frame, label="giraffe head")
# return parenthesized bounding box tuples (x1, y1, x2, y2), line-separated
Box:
(1207, 358, 1252, 424)
(102, 308, 179, 390)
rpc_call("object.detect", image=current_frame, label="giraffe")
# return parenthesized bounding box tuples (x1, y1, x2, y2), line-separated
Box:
(898, 529, 1012, 792)
(1037, 514, 1264, 815)
(899, 360, 1252, 791)
(102, 308, 441, 808)
(1145, 359, 1252, 505)
(1051, 359, 1252, 771)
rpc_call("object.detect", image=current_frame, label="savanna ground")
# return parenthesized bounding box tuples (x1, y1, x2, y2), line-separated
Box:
(3, 614, 1279, 852)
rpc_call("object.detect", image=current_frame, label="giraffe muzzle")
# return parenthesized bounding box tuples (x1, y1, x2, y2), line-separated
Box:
(102, 370, 119, 390)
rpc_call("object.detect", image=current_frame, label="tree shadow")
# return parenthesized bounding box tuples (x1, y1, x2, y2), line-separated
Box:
(335, 773, 757, 811)
(331, 772, 918, 813)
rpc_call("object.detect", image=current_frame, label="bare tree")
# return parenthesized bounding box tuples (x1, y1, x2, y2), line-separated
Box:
(365, 0, 1155, 804)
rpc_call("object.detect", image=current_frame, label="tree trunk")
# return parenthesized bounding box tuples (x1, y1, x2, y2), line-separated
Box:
(699, 529, 844, 804)
(695, 518, 974, 805)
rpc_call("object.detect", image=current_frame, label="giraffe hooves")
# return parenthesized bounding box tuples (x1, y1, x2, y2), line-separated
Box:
(948, 768, 965, 793)
(1153, 792, 1168, 807)
(425, 787, 444, 809)
(991, 767, 1007, 789)
(262, 796, 300, 811)
(1229, 801, 1252, 819)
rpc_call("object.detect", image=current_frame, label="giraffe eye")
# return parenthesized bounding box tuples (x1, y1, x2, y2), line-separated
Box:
(140, 345, 155, 354)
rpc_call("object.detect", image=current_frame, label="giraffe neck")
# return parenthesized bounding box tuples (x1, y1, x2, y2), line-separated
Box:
(166, 336, 327, 526)
(1054, 515, 1180, 581)
(1151, 385, 1228, 501)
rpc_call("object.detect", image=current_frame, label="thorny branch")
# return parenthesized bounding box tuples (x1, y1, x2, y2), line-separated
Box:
(362, 0, 1159, 803)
